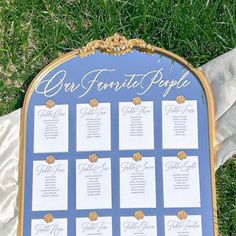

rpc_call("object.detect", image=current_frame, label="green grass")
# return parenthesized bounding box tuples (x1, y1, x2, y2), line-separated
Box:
(217, 156, 236, 235)
(0, 0, 235, 235)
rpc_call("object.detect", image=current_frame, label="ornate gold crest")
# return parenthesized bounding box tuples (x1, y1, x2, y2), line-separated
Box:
(77, 33, 157, 57)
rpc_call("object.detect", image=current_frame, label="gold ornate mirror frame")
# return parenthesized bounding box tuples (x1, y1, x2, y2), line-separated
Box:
(18, 33, 218, 236)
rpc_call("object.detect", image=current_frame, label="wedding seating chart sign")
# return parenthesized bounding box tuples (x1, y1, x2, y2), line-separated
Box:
(18, 34, 218, 236)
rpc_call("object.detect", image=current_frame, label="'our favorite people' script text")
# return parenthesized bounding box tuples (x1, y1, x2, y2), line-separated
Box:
(35, 68, 191, 98)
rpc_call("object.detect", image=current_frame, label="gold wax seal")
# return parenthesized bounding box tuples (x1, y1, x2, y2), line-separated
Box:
(46, 99, 55, 108)
(90, 99, 99, 107)
(132, 96, 142, 105)
(177, 210, 188, 220)
(46, 155, 55, 164)
(89, 154, 98, 163)
(176, 95, 186, 104)
(135, 210, 145, 220)
(44, 213, 54, 223)
(133, 152, 143, 162)
(89, 211, 98, 221)
(177, 151, 187, 160)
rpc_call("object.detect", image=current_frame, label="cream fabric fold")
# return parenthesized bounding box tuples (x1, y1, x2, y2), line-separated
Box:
(0, 109, 20, 236)
(0, 48, 235, 235)
(201, 48, 236, 168)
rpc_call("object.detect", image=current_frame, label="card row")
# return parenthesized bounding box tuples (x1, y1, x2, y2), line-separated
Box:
(34, 100, 199, 153)
(32, 155, 200, 211)
(31, 213, 203, 236)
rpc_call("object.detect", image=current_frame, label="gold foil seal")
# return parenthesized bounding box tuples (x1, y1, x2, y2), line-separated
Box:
(132, 96, 142, 105)
(44, 213, 54, 223)
(46, 155, 55, 164)
(177, 151, 187, 160)
(177, 210, 188, 220)
(89, 154, 98, 163)
(90, 99, 99, 107)
(89, 211, 98, 221)
(135, 210, 145, 220)
(176, 95, 186, 104)
(46, 100, 55, 108)
(133, 152, 143, 162)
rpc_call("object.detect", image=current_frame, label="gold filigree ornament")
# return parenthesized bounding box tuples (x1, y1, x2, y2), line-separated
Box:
(43, 213, 54, 223)
(135, 210, 145, 220)
(133, 96, 142, 105)
(46, 99, 55, 108)
(89, 153, 98, 163)
(177, 151, 187, 160)
(177, 210, 188, 220)
(89, 98, 99, 107)
(89, 211, 99, 221)
(176, 95, 186, 104)
(46, 155, 56, 164)
(77, 33, 157, 57)
(133, 152, 143, 162)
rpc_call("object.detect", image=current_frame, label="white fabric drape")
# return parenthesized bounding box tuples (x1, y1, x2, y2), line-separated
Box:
(0, 48, 235, 235)
(0, 109, 20, 235)
(201, 48, 236, 169)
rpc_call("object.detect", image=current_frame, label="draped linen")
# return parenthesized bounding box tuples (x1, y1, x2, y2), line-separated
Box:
(0, 109, 20, 235)
(201, 48, 236, 169)
(0, 48, 235, 235)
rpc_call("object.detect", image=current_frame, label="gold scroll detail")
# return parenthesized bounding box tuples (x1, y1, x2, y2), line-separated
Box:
(77, 33, 157, 58)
